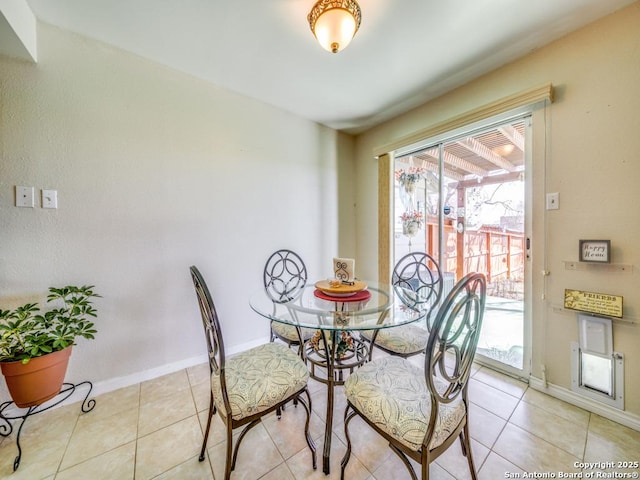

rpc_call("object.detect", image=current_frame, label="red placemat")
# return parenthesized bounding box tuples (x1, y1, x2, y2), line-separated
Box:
(314, 288, 371, 302)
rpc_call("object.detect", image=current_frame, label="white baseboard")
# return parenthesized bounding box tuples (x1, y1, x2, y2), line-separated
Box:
(89, 335, 270, 398)
(3, 336, 271, 416)
(88, 354, 209, 398)
(529, 375, 640, 432)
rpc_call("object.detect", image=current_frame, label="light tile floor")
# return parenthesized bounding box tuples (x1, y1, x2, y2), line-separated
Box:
(1, 355, 639, 479)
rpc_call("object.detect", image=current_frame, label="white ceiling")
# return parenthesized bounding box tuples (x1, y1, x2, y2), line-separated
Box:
(18, 0, 638, 133)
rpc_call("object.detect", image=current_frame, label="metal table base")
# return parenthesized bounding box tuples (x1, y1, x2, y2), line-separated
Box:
(303, 332, 369, 474)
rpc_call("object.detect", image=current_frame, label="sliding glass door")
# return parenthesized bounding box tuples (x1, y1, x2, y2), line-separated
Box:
(393, 117, 531, 376)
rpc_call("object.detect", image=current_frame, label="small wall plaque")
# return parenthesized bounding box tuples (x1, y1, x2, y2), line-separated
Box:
(579, 239, 610, 263)
(564, 289, 623, 318)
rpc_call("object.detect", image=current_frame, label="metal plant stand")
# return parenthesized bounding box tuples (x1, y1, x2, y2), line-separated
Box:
(0, 381, 95, 471)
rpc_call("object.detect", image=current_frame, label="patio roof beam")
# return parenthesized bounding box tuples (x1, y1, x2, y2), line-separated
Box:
(410, 155, 466, 181)
(418, 148, 488, 178)
(456, 137, 516, 172)
(498, 125, 525, 152)
(454, 169, 524, 189)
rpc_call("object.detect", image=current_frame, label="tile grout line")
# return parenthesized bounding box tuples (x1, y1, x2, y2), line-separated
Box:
(133, 381, 141, 479)
(10, 361, 636, 480)
(54, 404, 83, 477)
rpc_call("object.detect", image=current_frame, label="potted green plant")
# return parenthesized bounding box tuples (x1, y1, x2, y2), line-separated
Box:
(0, 285, 100, 408)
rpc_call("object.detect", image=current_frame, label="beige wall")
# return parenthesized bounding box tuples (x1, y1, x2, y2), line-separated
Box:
(0, 22, 356, 396)
(1, 2, 638, 425)
(354, 2, 640, 419)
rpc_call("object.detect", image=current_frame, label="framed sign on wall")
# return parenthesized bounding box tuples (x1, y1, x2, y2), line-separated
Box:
(564, 289, 623, 318)
(579, 240, 610, 263)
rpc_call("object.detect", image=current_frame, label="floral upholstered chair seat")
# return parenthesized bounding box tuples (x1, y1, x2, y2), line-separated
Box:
(191, 266, 316, 479)
(341, 273, 486, 480)
(211, 343, 309, 421)
(344, 356, 465, 451)
(364, 252, 443, 360)
(271, 320, 315, 344)
(360, 323, 428, 356)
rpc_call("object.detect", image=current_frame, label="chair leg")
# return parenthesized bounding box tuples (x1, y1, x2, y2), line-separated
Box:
(298, 390, 317, 470)
(389, 443, 419, 480)
(231, 420, 261, 471)
(223, 423, 233, 480)
(270, 325, 276, 343)
(460, 423, 478, 480)
(420, 458, 429, 480)
(199, 392, 215, 461)
(340, 405, 357, 480)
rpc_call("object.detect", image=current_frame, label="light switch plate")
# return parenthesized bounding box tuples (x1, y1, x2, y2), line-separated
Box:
(42, 189, 58, 209)
(546, 192, 559, 210)
(16, 186, 35, 208)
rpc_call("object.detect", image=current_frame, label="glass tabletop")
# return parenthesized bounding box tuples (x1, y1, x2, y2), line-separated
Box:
(249, 281, 425, 331)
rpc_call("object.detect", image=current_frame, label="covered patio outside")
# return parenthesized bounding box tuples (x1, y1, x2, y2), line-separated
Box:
(394, 119, 527, 370)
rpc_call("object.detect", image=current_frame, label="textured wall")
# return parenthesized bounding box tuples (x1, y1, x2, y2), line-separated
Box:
(0, 22, 354, 396)
(355, 2, 640, 417)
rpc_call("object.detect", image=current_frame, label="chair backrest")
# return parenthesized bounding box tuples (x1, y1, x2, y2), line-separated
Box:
(190, 266, 225, 379)
(422, 272, 486, 446)
(263, 249, 308, 303)
(392, 252, 443, 323)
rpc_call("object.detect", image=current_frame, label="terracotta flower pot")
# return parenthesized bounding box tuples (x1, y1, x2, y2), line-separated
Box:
(1, 346, 72, 408)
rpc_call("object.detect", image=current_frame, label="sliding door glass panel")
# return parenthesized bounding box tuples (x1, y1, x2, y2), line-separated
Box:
(394, 118, 529, 374)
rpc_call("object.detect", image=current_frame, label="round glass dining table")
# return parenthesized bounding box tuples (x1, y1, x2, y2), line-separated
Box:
(249, 281, 426, 475)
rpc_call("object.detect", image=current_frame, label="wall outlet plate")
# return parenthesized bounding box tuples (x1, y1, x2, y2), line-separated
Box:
(16, 186, 35, 208)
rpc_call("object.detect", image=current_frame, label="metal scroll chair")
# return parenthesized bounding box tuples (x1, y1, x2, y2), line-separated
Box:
(190, 266, 316, 479)
(341, 272, 486, 480)
(263, 249, 315, 349)
(362, 252, 443, 359)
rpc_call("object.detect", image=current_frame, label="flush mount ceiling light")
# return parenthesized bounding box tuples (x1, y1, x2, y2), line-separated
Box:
(308, 0, 362, 53)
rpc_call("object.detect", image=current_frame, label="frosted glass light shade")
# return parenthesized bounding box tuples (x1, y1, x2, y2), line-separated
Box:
(308, 0, 361, 53)
(315, 8, 356, 53)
